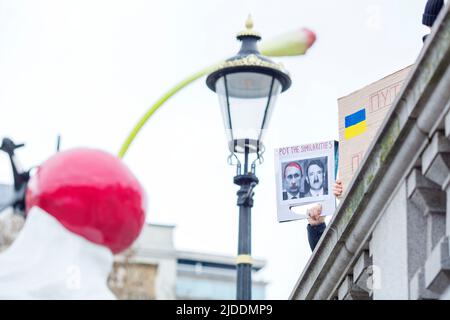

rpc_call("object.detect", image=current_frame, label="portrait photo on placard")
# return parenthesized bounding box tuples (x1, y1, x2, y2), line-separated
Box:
(280, 156, 328, 201)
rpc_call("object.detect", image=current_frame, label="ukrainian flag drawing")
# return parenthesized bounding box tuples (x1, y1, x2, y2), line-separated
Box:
(345, 108, 367, 140)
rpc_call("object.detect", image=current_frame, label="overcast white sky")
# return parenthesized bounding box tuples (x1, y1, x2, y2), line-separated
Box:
(0, 0, 431, 299)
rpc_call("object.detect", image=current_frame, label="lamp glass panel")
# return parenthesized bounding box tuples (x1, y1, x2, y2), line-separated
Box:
(215, 72, 281, 147)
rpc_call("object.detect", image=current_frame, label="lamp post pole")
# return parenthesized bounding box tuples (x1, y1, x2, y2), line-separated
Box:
(206, 16, 292, 300)
(235, 145, 258, 300)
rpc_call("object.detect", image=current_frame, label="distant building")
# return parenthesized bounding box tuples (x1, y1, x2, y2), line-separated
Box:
(108, 223, 177, 299)
(108, 223, 267, 300)
(291, 3, 450, 300)
(176, 251, 266, 300)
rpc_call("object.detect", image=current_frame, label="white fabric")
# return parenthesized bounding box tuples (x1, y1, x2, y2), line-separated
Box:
(0, 206, 116, 299)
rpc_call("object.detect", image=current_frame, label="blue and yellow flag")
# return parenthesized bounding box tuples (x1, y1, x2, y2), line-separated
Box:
(345, 108, 367, 140)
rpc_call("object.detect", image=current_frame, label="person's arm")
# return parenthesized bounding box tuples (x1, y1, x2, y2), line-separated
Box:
(306, 180, 345, 251)
(307, 219, 326, 251)
(422, 0, 444, 42)
(306, 204, 326, 251)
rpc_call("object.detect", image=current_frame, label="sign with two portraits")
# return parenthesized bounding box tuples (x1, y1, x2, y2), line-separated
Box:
(274, 141, 338, 222)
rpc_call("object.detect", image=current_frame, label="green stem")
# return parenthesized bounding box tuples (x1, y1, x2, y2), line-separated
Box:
(118, 64, 219, 158)
(117, 44, 305, 158)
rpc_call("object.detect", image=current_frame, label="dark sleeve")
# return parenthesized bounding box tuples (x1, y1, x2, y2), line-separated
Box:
(307, 222, 326, 251)
(423, 0, 444, 27)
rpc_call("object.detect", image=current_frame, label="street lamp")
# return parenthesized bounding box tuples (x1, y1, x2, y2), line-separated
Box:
(206, 16, 291, 300)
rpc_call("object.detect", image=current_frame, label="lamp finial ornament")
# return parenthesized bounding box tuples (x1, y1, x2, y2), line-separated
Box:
(245, 15, 254, 30)
(237, 14, 260, 39)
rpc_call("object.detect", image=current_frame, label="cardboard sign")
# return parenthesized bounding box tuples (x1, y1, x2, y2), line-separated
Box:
(337, 65, 413, 190)
(274, 141, 338, 222)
